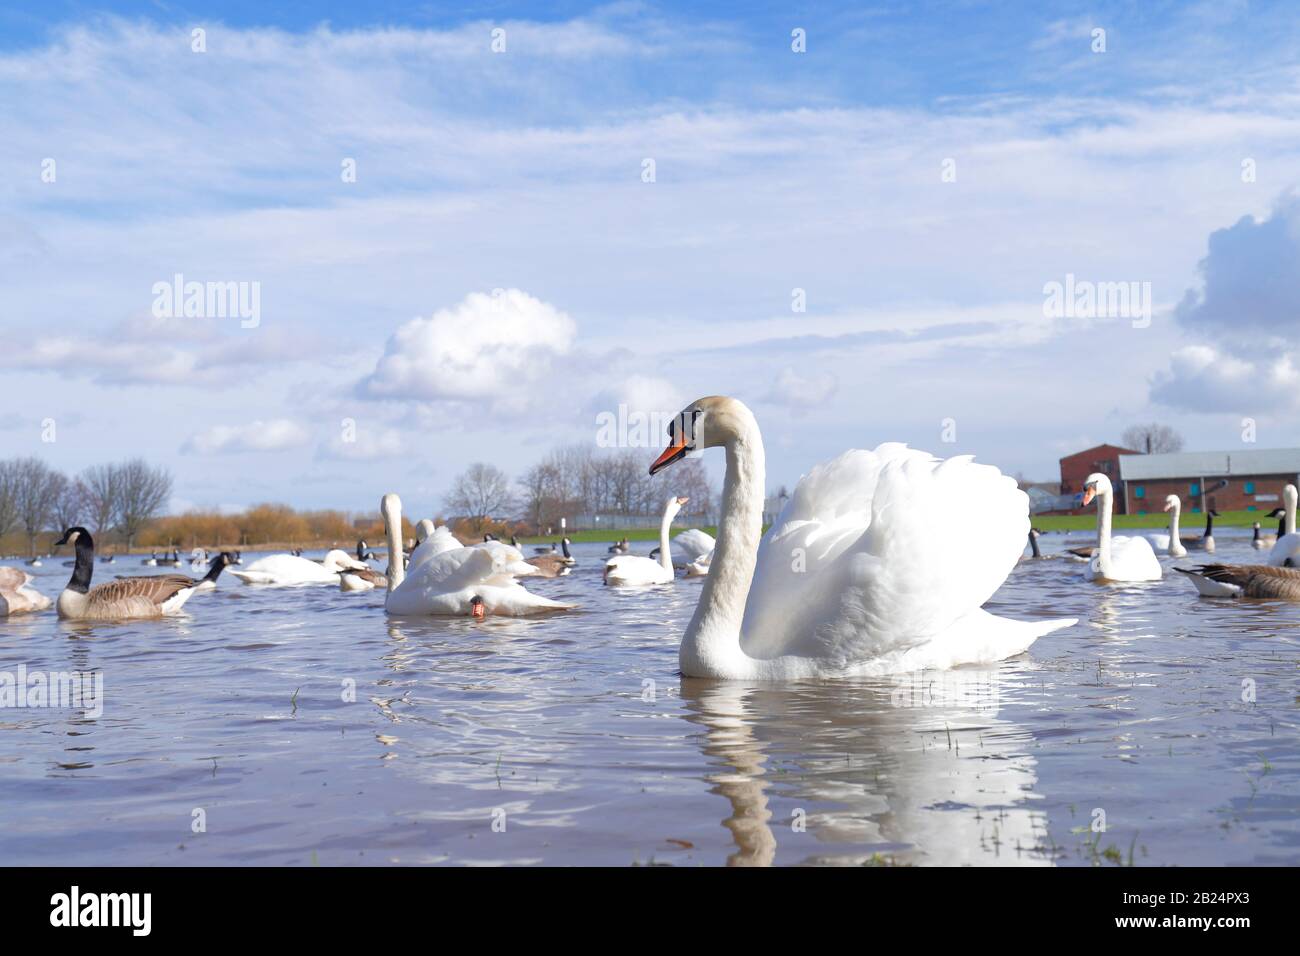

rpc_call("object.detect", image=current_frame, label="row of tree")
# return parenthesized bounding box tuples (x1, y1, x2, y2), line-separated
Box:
(0, 458, 172, 556)
(450, 445, 716, 535)
(0, 444, 718, 554)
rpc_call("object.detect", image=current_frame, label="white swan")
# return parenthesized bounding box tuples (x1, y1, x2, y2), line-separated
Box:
(227, 549, 364, 586)
(1147, 495, 1188, 557)
(604, 496, 689, 586)
(1268, 484, 1300, 566)
(0, 567, 51, 615)
(685, 549, 713, 577)
(671, 527, 715, 565)
(381, 494, 571, 616)
(1081, 473, 1162, 582)
(646, 396, 1075, 679)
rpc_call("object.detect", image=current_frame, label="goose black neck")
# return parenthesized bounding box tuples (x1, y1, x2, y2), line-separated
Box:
(1253, 524, 1261, 541)
(203, 553, 231, 583)
(66, 529, 94, 594)
(1029, 531, 1041, 558)
(561, 538, 571, 559)
(1204, 512, 1215, 534)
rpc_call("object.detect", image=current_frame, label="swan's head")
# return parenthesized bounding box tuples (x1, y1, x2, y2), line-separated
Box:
(381, 493, 402, 525)
(1163, 494, 1180, 513)
(666, 495, 690, 518)
(650, 396, 755, 475)
(1286, 484, 1298, 508)
(416, 518, 435, 543)
(323, 549, 366, 572)
(1080, 473, 1112, 507)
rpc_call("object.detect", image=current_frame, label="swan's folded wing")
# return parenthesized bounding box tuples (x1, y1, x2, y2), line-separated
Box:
(740, 445, 1028, 669)
(0, 568, 34, 590)
(401, 546, 501, 593)
(672, 529, 716, 561)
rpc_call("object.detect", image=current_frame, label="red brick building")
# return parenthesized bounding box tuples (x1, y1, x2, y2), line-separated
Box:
(1118, 449, 1300, 515)
(1058, 444, 1140, 515)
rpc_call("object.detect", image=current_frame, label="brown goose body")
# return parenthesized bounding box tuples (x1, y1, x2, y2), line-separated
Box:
(339, 566, 388, 591)
(1175, 563, 1300, 600)
(524, 554, 571, 578)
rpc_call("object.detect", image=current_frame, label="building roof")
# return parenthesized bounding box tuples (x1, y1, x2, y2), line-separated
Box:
(1059, 443, 1139, 464)
(1119, 448, 1300, 481)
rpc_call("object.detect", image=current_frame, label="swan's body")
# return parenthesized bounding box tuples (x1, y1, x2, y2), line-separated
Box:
(53, 529, 229, 621)
(228, 550, 363, 585)
(381, 495, 571, 616)
(1267, 485, 1300, 566)
(0, 567, 51, 615)
(1150, 500, 1217, 555)
(671, 528, 716, 565)
(1081, 474, 1162, 582)
(605, 498, 688, 586)
(1176, 563, 1300, 599)
(685, 549, 714, 577)
(646, 397, 1075, 680)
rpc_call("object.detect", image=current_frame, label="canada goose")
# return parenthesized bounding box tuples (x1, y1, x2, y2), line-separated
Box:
(339, 565, 388, 591)
(534, 542, 558, 555)
(525, 538, 575, 577)
(123, 551, 234, 593)
(25, 557, 42, 567)
(356, 539, 378, 562)
(158, 549, 182, 568)
(1025, 528, 1043, 559)
(53, 528, 222, 621)
(607, 538, 630, 555)
(231, 551, 242, 565)
(0, 567, 51, 615)
(1253, 508, 1284, 549)
(99, 550, 115, 564)
(1175, 563, 1300, 599)
(142, 551, 158, 566)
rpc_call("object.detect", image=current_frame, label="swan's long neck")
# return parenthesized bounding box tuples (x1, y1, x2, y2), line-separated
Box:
(657, 504, 676, 573)
(1168, 504, 1181, 541)
(383, 499, 405, 591)
(1287, 492, 1297, 536)
(1096, 487, 1113, 576)
(681, 423, 765, 678)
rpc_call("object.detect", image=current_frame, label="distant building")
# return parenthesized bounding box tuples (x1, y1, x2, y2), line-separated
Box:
(1118, 448, 1300, 514)
(1058, 444, 1141, 514)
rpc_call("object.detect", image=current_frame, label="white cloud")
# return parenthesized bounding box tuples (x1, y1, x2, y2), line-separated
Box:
(765, 367, 838, 410)
(1150, 344, 1300, 413)
(357, 289, 576, 411)
(182, 419, 311, 455)
(318, 426, 406, 461)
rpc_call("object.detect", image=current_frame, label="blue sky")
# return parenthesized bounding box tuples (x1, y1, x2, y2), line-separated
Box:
(2, 1, 1299, 518)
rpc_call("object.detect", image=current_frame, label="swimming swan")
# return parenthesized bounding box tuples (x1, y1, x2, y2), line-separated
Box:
(646, 396, 1075, 679)
(1081, 474, 1162, 582)
(381, 494, 571, 616)
(0, 567, 51, 615)
(605, 497, 689, 586)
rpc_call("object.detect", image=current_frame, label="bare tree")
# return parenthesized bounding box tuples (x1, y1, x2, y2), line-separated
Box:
(81, 464, 120, 537)
(114, 459, 173, 550)
(13, 457, 63, 556)
(446, 463, 512, 535)
(52, 475, 86, 532)
(0, 459, 19, 542)
(1122, 423, 1185, 455)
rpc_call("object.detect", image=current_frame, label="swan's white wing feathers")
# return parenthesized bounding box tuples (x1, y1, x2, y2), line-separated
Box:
(741, 445, 1036, 668)
(671, 529, 716, 562)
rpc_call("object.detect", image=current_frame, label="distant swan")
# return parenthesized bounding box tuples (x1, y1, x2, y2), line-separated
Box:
(1267, 485, 1300, 566)
(381, 494, 571, 616)
(0, 567, 51, 615)
(1082, 474, 1161, 582)
(605, 497, 688, 586)
(646, 396, 1075, 679)
(228, 549, 365, 586)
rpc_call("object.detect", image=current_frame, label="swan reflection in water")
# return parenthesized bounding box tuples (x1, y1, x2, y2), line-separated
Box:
(680, 667, 1053, 866)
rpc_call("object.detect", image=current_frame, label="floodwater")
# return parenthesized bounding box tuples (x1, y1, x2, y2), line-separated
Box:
(1, 530, 1297, 867)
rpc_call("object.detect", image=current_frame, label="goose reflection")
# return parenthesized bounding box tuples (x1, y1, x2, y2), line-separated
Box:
(680, 667, 1052, 866)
